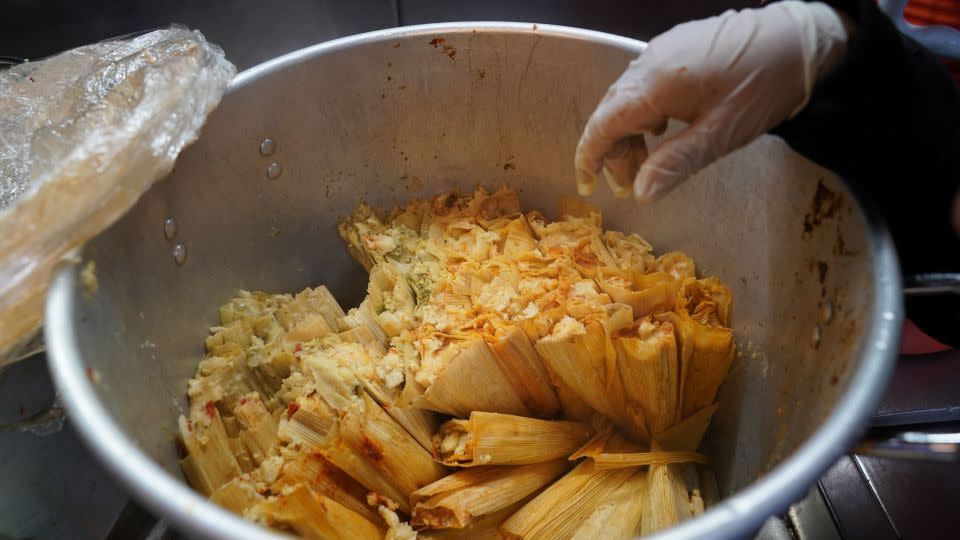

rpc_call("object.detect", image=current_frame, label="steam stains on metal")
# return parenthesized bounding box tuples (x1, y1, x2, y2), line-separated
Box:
(429, 37, 456, 60)
(802, 179, 843, 237)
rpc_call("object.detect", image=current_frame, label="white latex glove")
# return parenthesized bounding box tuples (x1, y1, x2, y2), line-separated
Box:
(575, 1, 851, 200)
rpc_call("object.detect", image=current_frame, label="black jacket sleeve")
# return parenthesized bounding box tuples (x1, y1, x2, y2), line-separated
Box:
(771, 0, 960, 346)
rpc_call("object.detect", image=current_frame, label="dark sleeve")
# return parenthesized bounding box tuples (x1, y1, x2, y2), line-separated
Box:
(770, 0, 960, 347)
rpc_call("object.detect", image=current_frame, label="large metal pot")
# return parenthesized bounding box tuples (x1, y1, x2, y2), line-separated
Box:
(45, 23, 901, 539)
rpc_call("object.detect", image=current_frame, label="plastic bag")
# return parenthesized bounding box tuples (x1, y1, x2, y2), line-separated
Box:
(0, 26, 236, 364)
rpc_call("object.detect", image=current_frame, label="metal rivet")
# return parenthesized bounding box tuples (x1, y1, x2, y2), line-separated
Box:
(821, 300, 833, 324)
(172, 243, 188, 266)
(810, 325, 822, 348)
(162, 218, 177, 240)
(266, 162, 283, 180)
(259, 138, 276, 156)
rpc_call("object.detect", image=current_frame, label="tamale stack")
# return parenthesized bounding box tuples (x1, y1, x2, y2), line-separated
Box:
(176, 188, 738, 539)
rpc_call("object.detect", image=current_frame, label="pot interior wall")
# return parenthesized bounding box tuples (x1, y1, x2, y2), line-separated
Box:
(70, 25, 873, 499)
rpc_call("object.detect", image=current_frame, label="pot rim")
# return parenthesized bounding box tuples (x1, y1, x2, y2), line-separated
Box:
(45, 21, 903, 540)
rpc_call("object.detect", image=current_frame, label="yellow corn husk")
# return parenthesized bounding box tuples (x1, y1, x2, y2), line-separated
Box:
(311, 285, 348, 332)
(487, 327, 561, 418)
(260, 484, 385, 540)
(323, 393, 447, 514)
(433, 412, 591, 467)
(654, 402, 719, 452)
(339, 325, 388, 356)
(341, 296, 390, 347)
(653, 251, 696, 281)
(233, 392, 278, 466)
(411, 460, 570, 529)
(500, 216, 539, 257)
(279, 395, 338, 447)
(614, 316, 679, 435)
(419, 498, 530, 540)
(422, 339, 532, 418)
(368, 263, 417, 337)
(602, 230, 656, 272)
(698, 466, 720, 509)
(189, 349, 269, 415)
(178, 409, 243, 496)
(641, 463, 693, 535)
(210, 477, 263, 515)
(271, 451, 384, 527)
(499, 461, 637, 540)
(535, 319, 621, 424)
(656, 311, 735, 420)
(569, 469, 647, 540)
(586, 450, 707, 470)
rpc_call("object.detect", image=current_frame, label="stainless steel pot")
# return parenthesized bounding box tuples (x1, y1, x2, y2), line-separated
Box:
(44, 23, 902, 540)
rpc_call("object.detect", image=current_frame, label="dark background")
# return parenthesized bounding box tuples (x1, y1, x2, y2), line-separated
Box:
(3, 2, 958, 540)
(1, 0, 753, 69)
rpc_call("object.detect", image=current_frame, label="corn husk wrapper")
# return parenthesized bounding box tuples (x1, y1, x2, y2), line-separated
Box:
(411, 460, 570, 529)
(271, 451, 384, 527)
(655, 402, 719, 452)
(419, 499, 530, 540)
(534, 319, 618, 422)
(434, 412, 591, 467)
(487, 326, 561, 418)
(178, 408, 242, 496)
(499, 460, 638, 540)
(535, 309, 643, 441)
(569, 469, 648, 540)
(657, 278, 736, 420)
(368, 263, 418, 337)
(210, 477, 264, 515)
(260, 484, 385, 540)
(421, 338, 532, 418)
(570, 426, 706, 469)
(233, 392, 278, 467)
(598, 270, 680, 318)
(614, 316, 679, 435)
(642, 463, 694, 535)
(331, 394, 447, 513)
(341, 296, 390, 348)
(328, 336, 439, 453)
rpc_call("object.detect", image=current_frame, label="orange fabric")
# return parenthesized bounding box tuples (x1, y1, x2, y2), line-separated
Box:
(905, 0, 960, 81)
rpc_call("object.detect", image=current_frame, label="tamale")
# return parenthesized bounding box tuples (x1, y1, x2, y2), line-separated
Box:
(260, 484, 385, 540)
(421, 338, 532, 418)
(487, 326, 561, 418)
(614, 316, 679, 434)
(433, 412, 591, 467)
(178, 408, 242, 496)
(367, 263, 417, 336)
(500, 461, 637, 540)
(271, 451, 384, 527)
(536, 316, 637, 438)
(319, 394, 447, 514)
(657, 295, 735, 419)
(411, 460, 569, 529)
(341, 296, 390, 347)
(598, 269, 680, 318)
(233, 392, 279, 466)
(419, 498, 530, 540)
(569, 469, 647, 540)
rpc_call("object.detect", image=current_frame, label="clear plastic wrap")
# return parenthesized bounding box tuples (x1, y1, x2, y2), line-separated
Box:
(0, 27, 236, 364)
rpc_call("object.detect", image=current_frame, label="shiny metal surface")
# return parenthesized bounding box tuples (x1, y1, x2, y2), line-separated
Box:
(46, 22, 902, 540)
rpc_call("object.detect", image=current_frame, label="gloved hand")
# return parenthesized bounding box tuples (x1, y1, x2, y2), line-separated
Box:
(575, 1, 852, 200)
